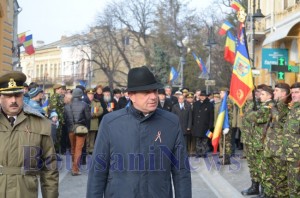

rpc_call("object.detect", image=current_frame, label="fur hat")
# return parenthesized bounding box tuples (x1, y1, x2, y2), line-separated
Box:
(72, 88, 83, 98)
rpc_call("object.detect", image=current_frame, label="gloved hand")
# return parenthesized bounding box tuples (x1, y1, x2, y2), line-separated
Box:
(223, 128, 229, 135)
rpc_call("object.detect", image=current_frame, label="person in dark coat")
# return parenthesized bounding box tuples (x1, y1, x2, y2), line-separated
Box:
(165, 85, 178, 105)
(157, 89, 173, 112)
(64, 88, 91, 175)
(87, 66, 191, 198)
(118, 90, 130, 108)
(191, 91, 214, 158)
(172, 94, 192, 154)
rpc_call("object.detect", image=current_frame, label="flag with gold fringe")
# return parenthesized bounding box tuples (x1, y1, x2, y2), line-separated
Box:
(229, 27, 254, 108)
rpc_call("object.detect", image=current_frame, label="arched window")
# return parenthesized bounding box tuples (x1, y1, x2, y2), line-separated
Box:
(290, 39, 299, 63)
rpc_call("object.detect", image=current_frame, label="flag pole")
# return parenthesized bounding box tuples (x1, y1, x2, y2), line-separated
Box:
(223, 133, 226, 165)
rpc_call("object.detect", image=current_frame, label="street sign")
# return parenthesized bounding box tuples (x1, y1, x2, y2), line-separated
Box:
(271, 65, 300, 73)
(278, 57, 285, 66)
(205, 80, 216, 86)
(278, 72, 285, 80)
(252, 69, 260, 76)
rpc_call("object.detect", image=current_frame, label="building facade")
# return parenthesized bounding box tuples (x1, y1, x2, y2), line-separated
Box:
(247, 0, 300, 86)
(0, 0, 15, 72)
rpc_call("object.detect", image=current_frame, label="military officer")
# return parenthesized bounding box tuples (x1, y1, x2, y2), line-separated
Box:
(0, 71, 58, 198)
(282, 82, 300, 197)
(49, 83, 65, 153)
(86, 88, 103, 154)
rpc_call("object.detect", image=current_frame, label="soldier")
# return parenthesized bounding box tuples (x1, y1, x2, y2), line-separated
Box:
(241, 91, 260, 195)
(0, 71, 58, 197)
(86, 88, 103, 154)
(261, 83, 291, 197)
(282, 82, 300, 197)
(245, 86, 274, 197)
(186, 92, 194, 106)
(49, 83, 65, 153)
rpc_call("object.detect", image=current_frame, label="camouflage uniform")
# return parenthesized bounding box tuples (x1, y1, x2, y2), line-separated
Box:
(240, 100, 256, 176)
(246, 100, 274, 184)
(49, 93, 65, 153)
(263, 101, 289, 197)
(282, 102, 300, 197)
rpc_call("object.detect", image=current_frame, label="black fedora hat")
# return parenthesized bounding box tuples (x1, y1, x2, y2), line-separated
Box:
(126, 66, 163, 92)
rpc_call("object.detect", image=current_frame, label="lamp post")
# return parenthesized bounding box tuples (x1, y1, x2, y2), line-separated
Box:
(205, 26, 217, 94)
(177, 37, 189, 89)
(251, 0, 265, 69)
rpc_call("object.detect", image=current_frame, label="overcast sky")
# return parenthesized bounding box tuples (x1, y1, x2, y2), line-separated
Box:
(17, 0, 211, 44)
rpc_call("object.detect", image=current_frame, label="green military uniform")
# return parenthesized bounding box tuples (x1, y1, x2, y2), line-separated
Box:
(282, 101, 300, 197)
(0, 71, 58, 198)
(263, 101, 289, 197)
(86, 88, 103, 154)
(246, 99, 274, 185)
(49, 84, 65, 153)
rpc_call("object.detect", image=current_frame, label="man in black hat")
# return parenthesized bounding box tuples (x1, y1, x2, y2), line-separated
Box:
(0, 71, 58, 197)
(87, 66, 191, 197)
(191, 90, 214, 158)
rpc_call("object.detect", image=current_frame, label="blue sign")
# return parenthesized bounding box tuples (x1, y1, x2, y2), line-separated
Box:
(262, 48, 288, 70)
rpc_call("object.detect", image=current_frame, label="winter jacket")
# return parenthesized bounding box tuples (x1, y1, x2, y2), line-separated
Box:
(0, 104, 58, 198)
(64, 98, 91, 132)
(191, 98, 214, 137)
(87, 106, 191, 198)
(172, 103, 192, 135)
(28, 99, 45, 115)
(89, 99, 103, 131)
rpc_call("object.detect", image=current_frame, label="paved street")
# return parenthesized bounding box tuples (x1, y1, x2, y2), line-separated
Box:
(41, 151, 252, 198)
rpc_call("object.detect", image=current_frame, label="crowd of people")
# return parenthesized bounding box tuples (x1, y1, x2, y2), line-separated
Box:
(0, 67, 299, 197)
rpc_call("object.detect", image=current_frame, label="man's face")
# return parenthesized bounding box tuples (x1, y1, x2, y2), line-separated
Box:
(87, 93, 94, 101)
(129, 90, 158, 114)
(260, 91, 272, 102)
(23, 87, 29, 94)
(158, 94, 166, 101)
(103, 92, 111, 102)
(255, 89, 262, 100)
(273, 88, 287, 101)
(55, 87, 63, 95)
(0, 93, 24, 116)
(114, 93, 121, 99)
(291, 88, 300, 103)
(214, 96, 221, 103)
(199, 95, 206, 101)
(186, 97, 193, 103)
(178, 95, 184, 103)
(37, 92, 44, 102)
(165, 88, 172, 96)
(220, 91, 226, 99)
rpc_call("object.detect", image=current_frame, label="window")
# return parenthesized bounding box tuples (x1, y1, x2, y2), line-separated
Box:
(40, 64, 43, 78)
(122, 36, 130, 45)
(54, 64, 57, 77)
(36, 65, 39, 78)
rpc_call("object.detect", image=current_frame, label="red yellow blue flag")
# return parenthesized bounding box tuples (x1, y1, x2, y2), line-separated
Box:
(212, 92, 229, 153)
(23, 34, 35, 55)
(218, 21, 234, 36)
(169, 66, 179, 83)
(229, 28, 254, 108)
(192, 52, 208, 75)
(224, 31, 236, 64)
(231, 0, 244, 11)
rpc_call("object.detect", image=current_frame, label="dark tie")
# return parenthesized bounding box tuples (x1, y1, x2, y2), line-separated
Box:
(8, 117, 15, 127)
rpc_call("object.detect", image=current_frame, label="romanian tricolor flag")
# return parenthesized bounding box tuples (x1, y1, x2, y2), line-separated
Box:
(192, 52, 208, 75)
(23, 35, 35, 55)
(218, 21, 234, 36)
(212, 92, 230, 153)
(206, 130, 213, 139)
(169, 66, 179, 83)
(229, 28, 254, 108)
(42, 99, 49, 115)
(224, 31, 236, 64)
(18, 32, 26, 44)
(231, 0, 244, 11)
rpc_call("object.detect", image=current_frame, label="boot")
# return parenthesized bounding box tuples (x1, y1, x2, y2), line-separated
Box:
(241, 180, 260, 195)
(254, 186, 266, 198)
